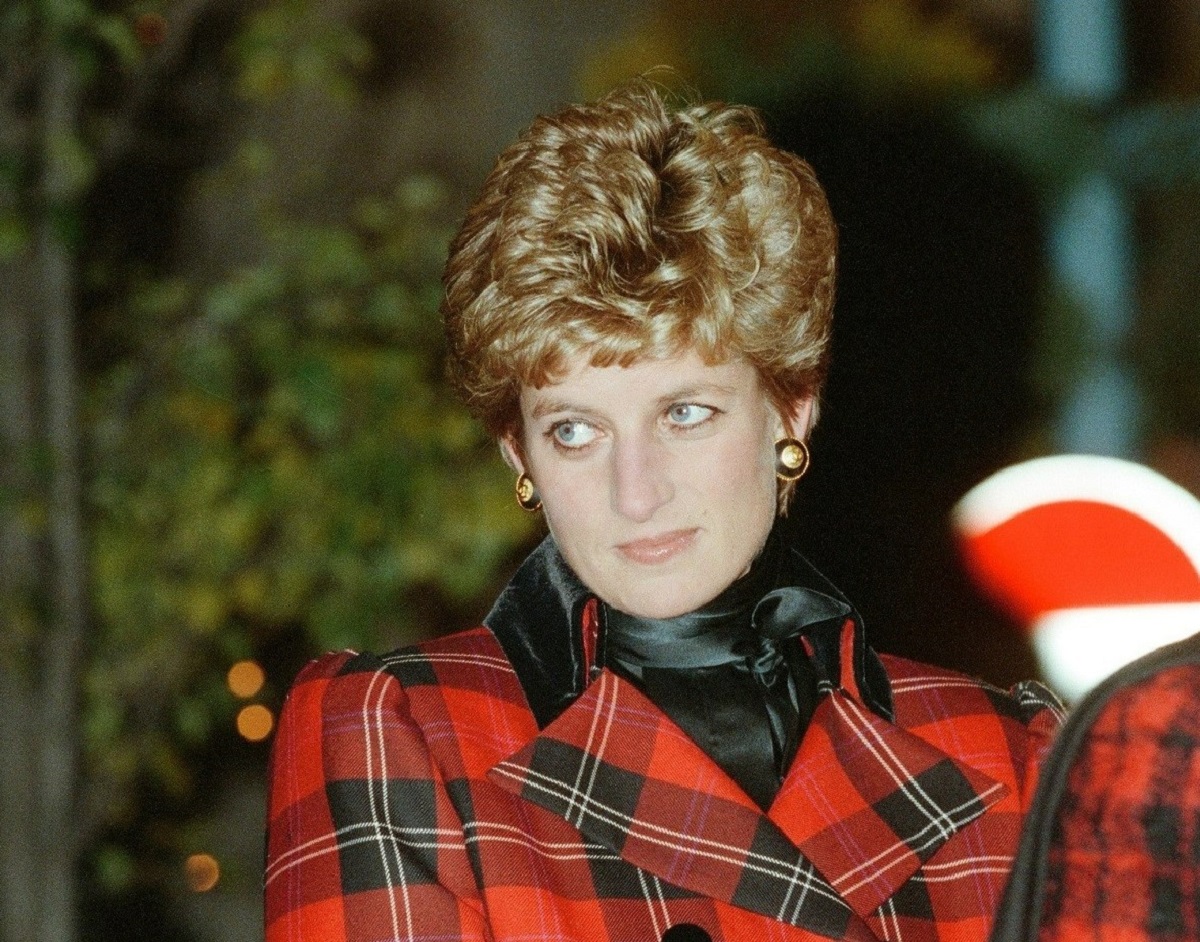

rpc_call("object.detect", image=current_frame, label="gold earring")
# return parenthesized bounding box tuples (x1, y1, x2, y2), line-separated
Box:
(514, 473, 542, 512)
(774, 438, 810, 482)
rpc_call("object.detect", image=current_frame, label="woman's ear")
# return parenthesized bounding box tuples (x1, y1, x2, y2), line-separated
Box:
(499, 434, 526, 475)
(779, 395, 817, 440)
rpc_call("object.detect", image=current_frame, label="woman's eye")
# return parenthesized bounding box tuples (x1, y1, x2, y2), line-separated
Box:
(666, 404, 715, 427)
(550, 420, 599, 449)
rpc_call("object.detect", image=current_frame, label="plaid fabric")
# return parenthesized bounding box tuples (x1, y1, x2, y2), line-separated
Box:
(266, 620, 1061, 942)
(995, 639, 1200, 942)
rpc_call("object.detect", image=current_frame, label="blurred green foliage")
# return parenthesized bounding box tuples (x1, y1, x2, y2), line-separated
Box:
(85, 180, 533, 846)
(1, 0, 534, 918)
(581, 0, 999, 106)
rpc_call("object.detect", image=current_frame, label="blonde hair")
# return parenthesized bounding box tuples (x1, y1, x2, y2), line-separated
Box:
(442, 80, 837, 445)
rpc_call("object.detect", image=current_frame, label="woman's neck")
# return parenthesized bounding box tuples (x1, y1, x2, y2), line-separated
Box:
(603, 529, 780, 674)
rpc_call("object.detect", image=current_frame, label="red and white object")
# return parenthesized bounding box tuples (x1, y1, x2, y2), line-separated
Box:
(953, 454, 1200, 702)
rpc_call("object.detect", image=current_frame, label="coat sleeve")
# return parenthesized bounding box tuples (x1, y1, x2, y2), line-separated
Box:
(1009, 678, 1067, 812)
(265, 651, 492, 942)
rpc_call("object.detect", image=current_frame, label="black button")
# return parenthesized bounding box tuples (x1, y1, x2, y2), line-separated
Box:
(661, 924, 711, 942)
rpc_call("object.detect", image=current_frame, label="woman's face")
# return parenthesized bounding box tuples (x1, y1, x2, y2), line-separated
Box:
(504, 350, 812, 619)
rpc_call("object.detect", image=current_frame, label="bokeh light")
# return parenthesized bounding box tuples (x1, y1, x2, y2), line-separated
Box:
(226, 660, 266, 699)
(184, 853, 220, 893)
(236, 703, 274, 742)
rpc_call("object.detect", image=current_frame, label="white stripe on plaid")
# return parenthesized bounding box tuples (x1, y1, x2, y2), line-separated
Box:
(464, 821, 622, 862)
(876, 896, 902, 941)
(382, 650, 516, 672)
(776, 851, 823, 924)
(908, 854, 1015, 883)
(887, 675, 1003, 695)
(563, 668, 621, 831)
(637, 869, 671, 939)
(364, 665, 413, 939)
(888, 674, 1064, 723)
(265, 822, 469, 886)
(264, 830, 341, 886)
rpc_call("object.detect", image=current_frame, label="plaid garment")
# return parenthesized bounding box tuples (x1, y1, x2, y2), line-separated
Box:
(266, 624, 1061, 942)
(991, 633, 1200, 942)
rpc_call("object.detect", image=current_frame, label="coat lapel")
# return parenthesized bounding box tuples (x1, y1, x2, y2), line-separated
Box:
(488, 668, 877, 942)
(488, 659, 1009, 934)
(770, 686, 1009, 919)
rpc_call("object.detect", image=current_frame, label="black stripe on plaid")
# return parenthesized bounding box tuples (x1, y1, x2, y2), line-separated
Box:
(327, 777, 444, 895)
(872, 758, 992, 861)
(586, 836, 701, 900)
(516, 738, 645, 854)
(732, 817, 855, 937)
(884, 869, 937, 920)
(377, 647, 440, 688)
(444, 777, 484, 888)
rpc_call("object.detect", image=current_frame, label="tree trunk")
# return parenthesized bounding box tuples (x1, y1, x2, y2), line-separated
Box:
(0, 239, 87, 942)
(0, 254, 45, 942)
(0, 26, 91, 942)
(34, 34, 89, 942)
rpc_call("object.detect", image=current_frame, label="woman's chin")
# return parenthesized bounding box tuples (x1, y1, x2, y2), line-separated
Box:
(604, 586, 717, 620)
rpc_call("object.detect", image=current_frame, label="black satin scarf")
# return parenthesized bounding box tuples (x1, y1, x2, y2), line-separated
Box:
(602, 528, 856, 811)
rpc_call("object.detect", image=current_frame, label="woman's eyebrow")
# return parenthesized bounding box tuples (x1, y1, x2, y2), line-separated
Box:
(528, 397, 590, 420)
(529, 383, 741, 420)
(651, 383, 740, 408)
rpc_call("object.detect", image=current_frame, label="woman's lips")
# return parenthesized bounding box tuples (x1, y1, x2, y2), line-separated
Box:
(616, 528, 698, 564)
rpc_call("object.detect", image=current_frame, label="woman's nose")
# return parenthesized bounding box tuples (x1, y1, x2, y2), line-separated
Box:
(610, 435, 674, 522)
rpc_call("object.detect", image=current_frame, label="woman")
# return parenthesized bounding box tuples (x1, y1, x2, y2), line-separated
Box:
(265, 81, 1061, 942)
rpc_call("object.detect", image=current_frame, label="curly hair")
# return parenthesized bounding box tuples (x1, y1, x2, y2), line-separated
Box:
(442, 79, 837, 443)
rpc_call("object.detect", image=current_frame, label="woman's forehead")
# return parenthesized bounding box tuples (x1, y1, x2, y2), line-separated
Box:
(527, 338, 735, 384)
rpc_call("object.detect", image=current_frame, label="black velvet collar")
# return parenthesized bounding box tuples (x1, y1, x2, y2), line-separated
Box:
(484, 523, 894, 729)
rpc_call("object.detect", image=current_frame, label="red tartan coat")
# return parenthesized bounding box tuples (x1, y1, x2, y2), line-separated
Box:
(991, 632, 1200, 942)
(265, 539, 1062, 942)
